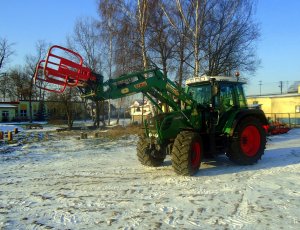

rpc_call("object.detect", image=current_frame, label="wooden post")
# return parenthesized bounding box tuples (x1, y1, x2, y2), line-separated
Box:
(80, 132, 85, 139)
(8, 131, 13, 141)
(14, 128, 18, 134)
(80, 132, 88, 139)
(45, 132, 49, 140)
(0, 131, 3, 140)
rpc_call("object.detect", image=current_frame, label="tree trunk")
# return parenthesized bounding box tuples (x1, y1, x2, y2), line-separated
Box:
(94, 101, 100, 128)
(194, 0, 200, 78)
(67, 113, 73, 130)
(29, 77, 34, 123)
(100, 101, 106, 127)
(108, 31, 113, 126)
(138, 0, 149, 70)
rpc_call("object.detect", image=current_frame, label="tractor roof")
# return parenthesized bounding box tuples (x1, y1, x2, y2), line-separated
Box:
(186, 75, 246, 86)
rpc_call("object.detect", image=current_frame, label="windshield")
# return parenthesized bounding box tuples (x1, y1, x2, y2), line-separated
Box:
(188, 84, 211, 105)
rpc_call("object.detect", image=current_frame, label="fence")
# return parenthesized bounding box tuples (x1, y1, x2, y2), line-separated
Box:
(265, 113, 300, 128)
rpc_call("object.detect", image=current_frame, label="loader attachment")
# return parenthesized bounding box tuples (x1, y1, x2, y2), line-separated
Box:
(34, 45, 96, 93)
(34, 60, 67, 93)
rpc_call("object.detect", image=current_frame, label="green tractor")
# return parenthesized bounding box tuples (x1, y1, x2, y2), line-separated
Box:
(34, 45, 269, 176)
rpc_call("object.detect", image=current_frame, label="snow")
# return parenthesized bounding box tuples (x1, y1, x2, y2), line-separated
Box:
(0, 126, 300, 229)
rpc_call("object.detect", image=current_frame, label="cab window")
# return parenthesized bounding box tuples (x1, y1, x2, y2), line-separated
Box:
(219, 84, 235, 111)
(188, 85, 211, 105)
(236, 84, 247, 107)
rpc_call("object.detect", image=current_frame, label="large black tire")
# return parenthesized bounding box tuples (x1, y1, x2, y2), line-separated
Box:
(171, 131, 202, 176)
(136, 135, 165, 167)
(226, 117, 266, 165)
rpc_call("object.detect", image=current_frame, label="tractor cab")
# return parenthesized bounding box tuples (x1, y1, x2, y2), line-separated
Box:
(186, 75, 248, 113)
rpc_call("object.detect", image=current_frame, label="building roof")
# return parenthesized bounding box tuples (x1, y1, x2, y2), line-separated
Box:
(247, 93, 300, 99)
(0, 104, 17, 108)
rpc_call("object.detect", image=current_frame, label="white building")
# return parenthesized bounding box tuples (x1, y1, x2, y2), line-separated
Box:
(129, 100, 152, 124)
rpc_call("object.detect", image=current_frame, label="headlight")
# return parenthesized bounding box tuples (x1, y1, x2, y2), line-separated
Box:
(149, 132, 159, 138)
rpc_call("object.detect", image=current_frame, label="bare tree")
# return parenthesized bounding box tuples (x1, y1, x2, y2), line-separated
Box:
(99, 0, 120, 125)
(161, 0, 194, 85)
(67, 17, 102, 72)
(0, 37, 15, 71)
(114, 8, 142, 74)
(92, 0, 260, 115)
(0, 74, 11, 101)
(162, 0, 259, 79)
(137, 0, 150, 69)
(7, 66, 30, 101)
(67, 17, 104, 128)
(47, 88, 82, 129)
(147, 0, 177, 78)
(203, 0, 260, 76)
(24, 40, 49, 122)
(175, 0, 211, 78)
(61, 88, 75, 130)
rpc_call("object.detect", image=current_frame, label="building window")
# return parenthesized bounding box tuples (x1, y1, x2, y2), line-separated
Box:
(296, 105, 300, 113)
(20, 110, 27, 117)
(2, 111, 9, 122)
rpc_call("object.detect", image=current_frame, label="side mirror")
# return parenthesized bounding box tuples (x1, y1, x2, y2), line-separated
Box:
(210, 78, 219, 96)
(212, 84, 219, 96)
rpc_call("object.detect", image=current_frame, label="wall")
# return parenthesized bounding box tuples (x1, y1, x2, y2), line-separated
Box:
(0, 107, 16, 122)
(247, 94, 300, 126)
(17, 101, 44, 121)
(247, 94, 300, 114)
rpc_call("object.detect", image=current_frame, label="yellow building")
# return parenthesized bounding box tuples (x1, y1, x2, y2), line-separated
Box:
(247, 85, 300, 126)
(0, 100, 45, 122)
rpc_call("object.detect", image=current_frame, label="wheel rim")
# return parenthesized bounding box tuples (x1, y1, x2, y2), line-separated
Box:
(191, 141, 201, 168)
(240, 125, 261, 157)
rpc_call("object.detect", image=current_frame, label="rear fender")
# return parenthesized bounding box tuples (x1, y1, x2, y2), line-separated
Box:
(224, 109, 269, 136)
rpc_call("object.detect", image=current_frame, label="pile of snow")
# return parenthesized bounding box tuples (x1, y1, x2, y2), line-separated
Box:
(0, 128, 299, 229)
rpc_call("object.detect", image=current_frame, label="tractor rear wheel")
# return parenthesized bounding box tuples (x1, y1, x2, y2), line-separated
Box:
(226, 117, 266, 165)
(136, 135, 165, 167)
(171, 131, 202, 176)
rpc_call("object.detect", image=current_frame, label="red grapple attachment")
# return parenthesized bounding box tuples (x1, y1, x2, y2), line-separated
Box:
(34, 60, 67, 93)
(34, 45, 95, 93)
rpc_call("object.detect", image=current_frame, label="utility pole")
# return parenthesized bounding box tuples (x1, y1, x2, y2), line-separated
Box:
(259, 80, 262, 95)
(279, 81, 283, 94)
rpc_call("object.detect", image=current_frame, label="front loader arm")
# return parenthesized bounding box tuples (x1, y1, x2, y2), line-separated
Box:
(34, 45, 196, 113)
(85, 69, 195, 112)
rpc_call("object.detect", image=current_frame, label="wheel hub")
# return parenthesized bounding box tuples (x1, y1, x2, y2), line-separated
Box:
(240, 125, 261, 157)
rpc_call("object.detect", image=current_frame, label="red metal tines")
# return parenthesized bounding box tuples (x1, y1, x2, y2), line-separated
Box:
(34, 60, 67, 93)
(34, 45, 96, 93)
(43, 45, 93, 86)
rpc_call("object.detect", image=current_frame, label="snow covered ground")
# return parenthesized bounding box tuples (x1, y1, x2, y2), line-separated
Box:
(0, 126, 299, 229)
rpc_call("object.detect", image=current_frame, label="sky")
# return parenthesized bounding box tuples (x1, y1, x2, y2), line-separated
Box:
(0, 0, 300, 95)
(0, 0, 99, 66)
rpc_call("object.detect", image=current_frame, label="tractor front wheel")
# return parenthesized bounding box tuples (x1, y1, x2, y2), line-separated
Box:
(136, 135, 165, 167)
(172, 131, 202, 176)
(227, 117, 266, 165)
